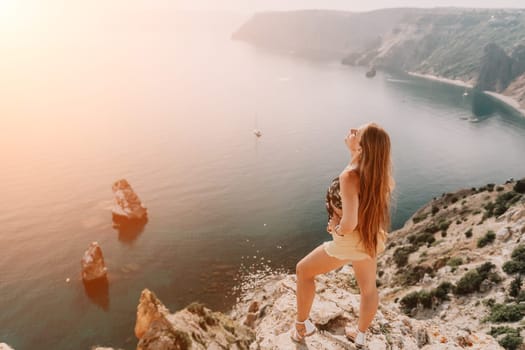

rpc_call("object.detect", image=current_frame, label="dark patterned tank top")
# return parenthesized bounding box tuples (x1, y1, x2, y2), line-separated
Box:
(325, 177, 342, 220)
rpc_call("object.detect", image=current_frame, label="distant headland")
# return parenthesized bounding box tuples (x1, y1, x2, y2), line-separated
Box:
(232, 8, 525, 117)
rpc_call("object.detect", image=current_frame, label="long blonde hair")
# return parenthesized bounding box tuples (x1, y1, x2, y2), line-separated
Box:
(356, 123, 394, 258)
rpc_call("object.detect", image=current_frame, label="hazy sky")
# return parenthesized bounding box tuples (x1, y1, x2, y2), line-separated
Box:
(1, 0, 523, 34)
(173, 0, 525, 12)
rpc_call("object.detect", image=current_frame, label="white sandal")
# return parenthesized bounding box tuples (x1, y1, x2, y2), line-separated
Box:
(345, 327, 366, 349)
(290, 319, 317, 343)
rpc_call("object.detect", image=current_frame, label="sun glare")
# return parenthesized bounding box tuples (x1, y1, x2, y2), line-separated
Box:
(0, 0, 20, 30)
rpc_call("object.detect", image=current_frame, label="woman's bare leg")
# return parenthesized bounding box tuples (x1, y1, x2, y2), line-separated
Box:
(350, 257, 378, 333)
(295, 244, 350, 334)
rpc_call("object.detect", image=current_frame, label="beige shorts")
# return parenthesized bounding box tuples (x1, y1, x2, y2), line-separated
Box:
(323, 229, 387, 261)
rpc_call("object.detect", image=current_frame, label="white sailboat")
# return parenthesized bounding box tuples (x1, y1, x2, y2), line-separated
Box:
(253, 114, 262, 138)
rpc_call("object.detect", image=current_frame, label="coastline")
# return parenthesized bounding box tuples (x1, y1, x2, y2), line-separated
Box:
(408, 72, 473, 88)
(407, 72, 525, 117)
(484, 91, 525, 117)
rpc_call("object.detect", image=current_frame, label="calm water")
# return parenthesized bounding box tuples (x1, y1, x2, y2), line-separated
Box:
(1, 11, 525, 350)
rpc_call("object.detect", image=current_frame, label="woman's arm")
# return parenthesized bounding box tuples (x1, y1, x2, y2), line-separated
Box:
(336, 170, 359, 235)
(327, 213, 341, 234)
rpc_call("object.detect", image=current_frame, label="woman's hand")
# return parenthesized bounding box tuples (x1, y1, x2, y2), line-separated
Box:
(327, 214, 341, 234)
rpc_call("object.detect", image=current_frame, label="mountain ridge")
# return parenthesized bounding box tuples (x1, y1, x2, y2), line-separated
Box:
(233, 8, 525, 113)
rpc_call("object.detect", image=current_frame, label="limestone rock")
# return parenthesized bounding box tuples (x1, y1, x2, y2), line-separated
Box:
(415, 327, 429, 347)
(0, 344, 15, 350)
(112, 179, 148, 222)
(477, 43, 518, 92)
(229, 273, 502, 350)
(496, 227, 512, 241)
(135, 289, 255, 350)
(248, 301, 259, 313)
(135, 289, 170, 339)
(244, 312, 257, 328)
(81, 242, 108, 282)
(138, 318, 190, 350)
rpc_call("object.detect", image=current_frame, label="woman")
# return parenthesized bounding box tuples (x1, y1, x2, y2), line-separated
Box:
(291, 122, 394, 348)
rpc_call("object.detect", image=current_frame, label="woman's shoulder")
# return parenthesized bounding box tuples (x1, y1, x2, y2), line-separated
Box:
(339, 168, 359, 189)
(340, 166, 359, 180)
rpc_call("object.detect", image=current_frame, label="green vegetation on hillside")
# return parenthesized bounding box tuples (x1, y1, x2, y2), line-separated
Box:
(234, 8, 525, 102)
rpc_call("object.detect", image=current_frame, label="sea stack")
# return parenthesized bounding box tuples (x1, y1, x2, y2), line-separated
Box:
(81, 242, 108, 282)
(111, 179, 148, 223)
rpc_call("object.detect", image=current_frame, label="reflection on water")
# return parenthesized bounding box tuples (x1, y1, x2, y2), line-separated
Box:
(112, 216, 148, 245)
(471, 89, 497, 117)
(83, 277, 110, 311)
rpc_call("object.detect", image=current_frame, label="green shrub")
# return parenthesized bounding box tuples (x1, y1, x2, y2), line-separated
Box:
(431, 205, 439, 216)
(397, 264, 433, 286)
(503, 261, 525, 275)
(399, 282, 452, 315)
(477, 230, 496, 248)
(433, 281, 453, 301)
(439, 220, 451, 232)
(454, 262, 496, 295)
(408, 232, 436, 248)
(485, 303, 525, 323)
(494, 203, 509, 216)
(465, 228, 473, 238)
(486, 191, 523, 218)
(489, 326, 520, 337)
(393, 245, 418, 268)
(514, 178, 525, 194)
(510, 245, 525, 262)
(509, 276, 522, 298)
(496, 186, 504, 192)
(499, 333, 523, 350)
(484, 202, 495, 218)
(412, 212, 429, 224)
(503, 245, 525, 275)
(489, 327, 523, 350)
(488, 271, 503, 284)
(478, 261, 497, 275)
(455, 270, 484, 295)
(447, 257, 463, 268)
(400, 291, 426, 314)
(425, 224, 440, 234)
(399, 290, 431, 313)
(498, 191, 521, 205)
(450, 196, 458, 203)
